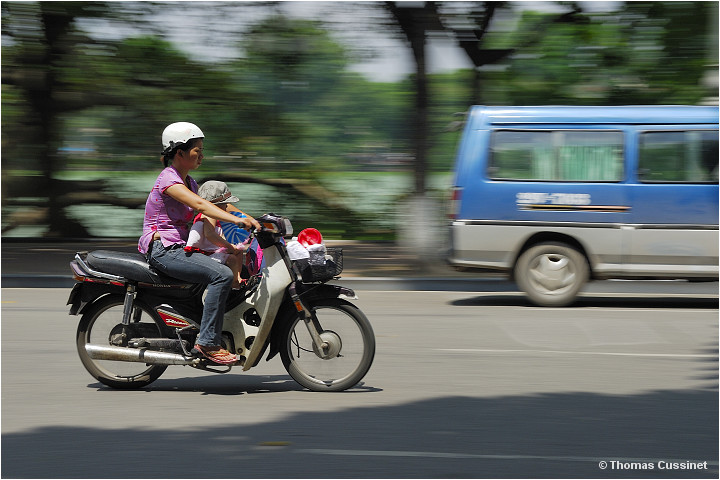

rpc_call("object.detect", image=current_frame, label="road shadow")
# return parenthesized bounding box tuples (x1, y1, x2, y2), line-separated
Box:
(85, 375, 383, 396)
(3, 384, 717, 478)
(88, 374, 303, 395)
(451, 295, 719, 309)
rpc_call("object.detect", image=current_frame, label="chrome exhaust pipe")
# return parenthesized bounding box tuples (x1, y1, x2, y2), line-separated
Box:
(85, 344, 199, 366)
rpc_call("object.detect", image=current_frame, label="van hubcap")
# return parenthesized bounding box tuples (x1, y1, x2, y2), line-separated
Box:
(528, 254, 576, 293)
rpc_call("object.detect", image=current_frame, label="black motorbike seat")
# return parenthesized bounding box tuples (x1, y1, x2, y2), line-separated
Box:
(85, 250, 194, 286)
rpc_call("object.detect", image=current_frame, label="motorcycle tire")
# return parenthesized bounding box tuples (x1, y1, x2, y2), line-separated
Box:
(76, 294, 168, 389)
(280, 298, 375, 392)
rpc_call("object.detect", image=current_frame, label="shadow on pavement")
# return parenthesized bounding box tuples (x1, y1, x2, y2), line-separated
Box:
(451, 295, 719, 309)
(84, 375, 384, 396)
(3, 385, 717, 478)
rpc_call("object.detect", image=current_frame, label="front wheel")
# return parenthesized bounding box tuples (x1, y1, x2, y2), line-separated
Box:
(514, 242, 589, 307)
(280, 299, 375, 392)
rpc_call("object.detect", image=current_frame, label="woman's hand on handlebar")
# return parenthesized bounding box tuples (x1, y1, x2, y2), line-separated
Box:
(235, 215, 261, 232)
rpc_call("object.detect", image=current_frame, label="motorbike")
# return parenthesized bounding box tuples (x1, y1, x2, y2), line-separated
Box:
(66, 213, 375, 392)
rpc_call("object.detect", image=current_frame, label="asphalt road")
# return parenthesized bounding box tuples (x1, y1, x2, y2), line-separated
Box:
(1, 287, 718, 478)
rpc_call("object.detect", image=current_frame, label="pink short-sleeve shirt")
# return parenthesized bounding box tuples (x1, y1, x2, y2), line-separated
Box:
(138, 166, 198, 254)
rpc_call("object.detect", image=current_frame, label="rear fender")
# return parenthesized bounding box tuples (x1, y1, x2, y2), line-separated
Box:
(67, 281, 125, 316)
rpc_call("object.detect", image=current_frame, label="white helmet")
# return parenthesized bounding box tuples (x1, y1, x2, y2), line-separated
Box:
(162, 122, 204, 153)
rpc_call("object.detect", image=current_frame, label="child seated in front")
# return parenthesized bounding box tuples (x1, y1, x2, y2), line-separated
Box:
(185, 181, 249, 289)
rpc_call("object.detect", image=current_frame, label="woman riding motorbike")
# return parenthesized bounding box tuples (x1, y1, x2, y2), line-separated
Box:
(138, 122, 261, 365)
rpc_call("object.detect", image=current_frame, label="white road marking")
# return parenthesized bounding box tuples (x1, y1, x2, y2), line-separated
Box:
(298, 448, 718, 466)
(435, 348, 718, 358)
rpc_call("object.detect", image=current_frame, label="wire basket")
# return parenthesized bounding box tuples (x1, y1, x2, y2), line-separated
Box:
(293, 247, 343, 283)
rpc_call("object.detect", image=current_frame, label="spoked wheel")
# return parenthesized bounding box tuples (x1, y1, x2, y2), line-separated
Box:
(280, 298, 375, 392)
(76, 294, 167, 389)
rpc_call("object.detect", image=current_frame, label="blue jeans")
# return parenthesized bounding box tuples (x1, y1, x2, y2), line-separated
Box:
(147, 241, 233, 346)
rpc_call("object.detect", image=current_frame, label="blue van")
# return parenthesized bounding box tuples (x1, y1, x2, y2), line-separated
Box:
(448, 105, 719, 306)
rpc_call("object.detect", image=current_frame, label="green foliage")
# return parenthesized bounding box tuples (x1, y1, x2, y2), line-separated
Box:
(1, 2, 716, 238)
(229, 15, 416, 170)
(487, 2, 716, 106)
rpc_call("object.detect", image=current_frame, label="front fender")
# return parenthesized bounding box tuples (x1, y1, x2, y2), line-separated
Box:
(295, 282, 356, 301)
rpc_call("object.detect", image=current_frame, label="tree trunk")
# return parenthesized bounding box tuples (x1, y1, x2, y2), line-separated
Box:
(387, 2, 440, 196)
(387, 3, 446, 269)
(409, 25, 428, 196)
(37, 5, 90, 237)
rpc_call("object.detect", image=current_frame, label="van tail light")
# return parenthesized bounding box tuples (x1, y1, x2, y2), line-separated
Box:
(449, 187, 462, 220)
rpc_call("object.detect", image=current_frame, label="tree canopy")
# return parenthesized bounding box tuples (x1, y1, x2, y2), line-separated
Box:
(1, 1, 716, 238)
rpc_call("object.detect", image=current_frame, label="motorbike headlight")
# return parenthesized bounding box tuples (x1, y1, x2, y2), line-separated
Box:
(260, 222, 280, 233)
(258, 214, 293, 236)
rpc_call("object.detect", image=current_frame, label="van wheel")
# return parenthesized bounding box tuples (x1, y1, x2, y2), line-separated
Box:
(514, 242, 588, 307)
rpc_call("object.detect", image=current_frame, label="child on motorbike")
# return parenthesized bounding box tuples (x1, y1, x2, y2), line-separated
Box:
(185, 181, 249, 289)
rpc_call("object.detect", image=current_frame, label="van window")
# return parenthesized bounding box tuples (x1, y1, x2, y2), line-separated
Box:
(489, 130, 624, 182)
(638, 130, 719, 183)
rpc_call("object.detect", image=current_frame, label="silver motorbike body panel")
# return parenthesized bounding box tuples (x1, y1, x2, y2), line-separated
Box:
(220, 244, 292, 370)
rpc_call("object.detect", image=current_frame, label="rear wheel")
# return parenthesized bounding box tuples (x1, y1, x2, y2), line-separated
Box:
(76, 295, 167, 389)
(280, 299, 375, 392)
(514, 242, 589, 307)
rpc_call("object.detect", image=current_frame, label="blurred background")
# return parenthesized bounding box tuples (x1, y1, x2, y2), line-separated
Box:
(2, 1, 718, 248)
